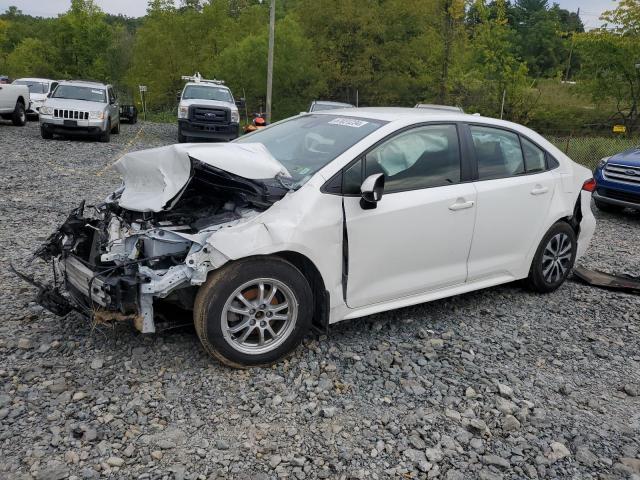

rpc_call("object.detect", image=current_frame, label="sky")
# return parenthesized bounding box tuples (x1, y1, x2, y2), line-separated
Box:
(0, 0, 618, 28)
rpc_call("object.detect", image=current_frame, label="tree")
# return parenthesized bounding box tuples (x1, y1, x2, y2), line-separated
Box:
(601, 0, 640, 34)
(453, 0, 534, 122)
(217, 15, 324, 118)
(4, 37, 58, 78)
(53, 0, 113, 79)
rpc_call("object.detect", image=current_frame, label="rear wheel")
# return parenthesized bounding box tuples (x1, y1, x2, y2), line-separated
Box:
(11, 102, 26, 126)
(594, 199, 624, 213)
(194, 258, 313, 368)
(526, 222, 577, 293)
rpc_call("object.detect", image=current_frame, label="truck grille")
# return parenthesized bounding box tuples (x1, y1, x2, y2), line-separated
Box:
(603, 162, 640, 186)
(191, 106, 229, 124)
(54, 109, 90, 120)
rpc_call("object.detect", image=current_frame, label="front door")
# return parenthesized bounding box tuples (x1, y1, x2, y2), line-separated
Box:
(343, 124, 477, 308)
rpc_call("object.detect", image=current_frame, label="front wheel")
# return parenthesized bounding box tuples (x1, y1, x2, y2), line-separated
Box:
(111, 120, 120, 134)
(98, 122, 111, 143)
(40, 126, 53, 139)
(12, 102, 26, 126)
(178, 128, 187, 143)
(525, 222, 577, 293)
(194, 258, 313, 368)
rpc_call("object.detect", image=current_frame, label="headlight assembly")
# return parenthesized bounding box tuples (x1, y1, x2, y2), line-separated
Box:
(40, 106, 54, 115)
(178, 106, 189, 119)
(231, 110, 240, 123)
(598, 157, 610, 169)
(89, 111, 104, 120)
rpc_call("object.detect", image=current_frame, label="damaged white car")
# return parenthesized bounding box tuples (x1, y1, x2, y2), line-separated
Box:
(30, 109, 596, 367)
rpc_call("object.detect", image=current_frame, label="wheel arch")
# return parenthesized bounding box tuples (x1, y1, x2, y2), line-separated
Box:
(269, 251, 330, 335)
(16, 96, 26, 106)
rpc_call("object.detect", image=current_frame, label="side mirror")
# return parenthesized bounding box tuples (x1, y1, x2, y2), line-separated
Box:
(360, 173, 385, 210)
(176, 93, 182, 102)
(235, 97, 246, 109)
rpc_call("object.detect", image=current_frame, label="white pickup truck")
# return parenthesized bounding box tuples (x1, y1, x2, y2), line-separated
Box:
(0, 83, 29, 126)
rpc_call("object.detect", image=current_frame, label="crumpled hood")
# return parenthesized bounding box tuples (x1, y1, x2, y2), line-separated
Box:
(113, 143, 291, 212)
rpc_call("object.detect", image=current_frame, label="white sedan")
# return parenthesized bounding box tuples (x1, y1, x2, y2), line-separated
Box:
(37, 108, 596, 367)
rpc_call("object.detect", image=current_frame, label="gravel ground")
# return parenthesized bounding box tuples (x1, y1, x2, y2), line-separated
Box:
(1, 120, 640, 480)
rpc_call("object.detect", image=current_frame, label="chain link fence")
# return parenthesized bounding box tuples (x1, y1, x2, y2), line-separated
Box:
(543, 134, 640, 170)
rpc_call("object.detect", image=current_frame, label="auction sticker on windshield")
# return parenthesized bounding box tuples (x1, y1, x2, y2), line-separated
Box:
(328, 118, 369, 128)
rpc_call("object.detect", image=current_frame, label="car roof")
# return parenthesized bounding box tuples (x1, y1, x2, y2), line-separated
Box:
(185, 82, 230, 89)
(312, 100, 354, 107)
(14, 77, 55, 83)
(59, 80, 107, 88)
(310, 106, 538, 132)
(415, 103, 464, 112)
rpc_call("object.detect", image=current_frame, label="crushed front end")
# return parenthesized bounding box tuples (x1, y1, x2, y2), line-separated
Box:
(29, 143, 289, 333)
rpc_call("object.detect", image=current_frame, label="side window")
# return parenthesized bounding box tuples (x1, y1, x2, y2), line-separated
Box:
(471, 126, 524, 180)
(343, 159, 363, 195)
(364, 124, 461, 193)
(521, 137, 546, 173)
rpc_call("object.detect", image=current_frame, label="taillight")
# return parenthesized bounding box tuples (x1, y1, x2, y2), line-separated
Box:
(582, 178, 596, 192)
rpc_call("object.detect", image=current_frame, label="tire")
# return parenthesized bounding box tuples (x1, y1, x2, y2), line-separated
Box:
(525, 222, 577, 293)
(178, 128, 187, 143)
(99, 122, 111, 143)
(131, 115, 137, 125)
(11, 102, 27, 126)
(194, 257, 313, 368)
(111, 120, 120, 134)
(40, 126, 53, 139)
(594, 199, 623, 213)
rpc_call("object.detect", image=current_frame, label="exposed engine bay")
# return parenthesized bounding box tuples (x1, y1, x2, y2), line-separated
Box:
(29, 143, 291, 333)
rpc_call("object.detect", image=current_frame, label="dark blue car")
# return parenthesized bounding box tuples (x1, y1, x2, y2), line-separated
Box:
(593, 147, 640, 212)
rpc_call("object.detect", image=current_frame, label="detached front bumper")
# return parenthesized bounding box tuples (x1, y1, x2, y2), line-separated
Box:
(40, 116, 108, 136)
(178, 119, 239, 141)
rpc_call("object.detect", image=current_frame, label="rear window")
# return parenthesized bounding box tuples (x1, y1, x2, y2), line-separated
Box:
(52, 85, 106, 103)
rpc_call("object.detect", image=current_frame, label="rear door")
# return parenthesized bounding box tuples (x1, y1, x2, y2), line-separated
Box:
(342, 123, 477, 308)
(465, 125, 556, 281)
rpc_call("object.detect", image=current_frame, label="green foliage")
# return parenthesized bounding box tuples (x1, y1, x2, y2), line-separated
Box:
(0, 0, 631, 135)
(5, 37, 58, 78)
(574, 0, 640, 134)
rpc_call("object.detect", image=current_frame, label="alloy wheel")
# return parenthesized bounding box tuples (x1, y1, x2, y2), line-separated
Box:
(541, 233, 572, 283)
(221, 278, 298, 355)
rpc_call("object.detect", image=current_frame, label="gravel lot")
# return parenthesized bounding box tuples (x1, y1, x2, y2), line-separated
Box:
(1, 120, 640, 480)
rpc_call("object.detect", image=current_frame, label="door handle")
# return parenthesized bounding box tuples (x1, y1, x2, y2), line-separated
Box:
(449, 200, 475, 211)
(530, 185, 549, 195)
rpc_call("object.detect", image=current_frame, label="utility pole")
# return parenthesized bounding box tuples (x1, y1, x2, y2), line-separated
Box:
(266, 0, 275, 123)
(564, 7, 579, 82)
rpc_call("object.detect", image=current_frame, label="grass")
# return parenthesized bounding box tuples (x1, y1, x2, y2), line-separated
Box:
(528, 79, 619, 135)
(544, 135, 639, 170)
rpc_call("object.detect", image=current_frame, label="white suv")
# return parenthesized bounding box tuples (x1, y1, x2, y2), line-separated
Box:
(39, 80, 120, 142)
(34, 108, 596, 367)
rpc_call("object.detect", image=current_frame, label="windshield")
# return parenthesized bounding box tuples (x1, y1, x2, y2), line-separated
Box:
(14, 80, 49, 94)
(235, 114, 387, 186)
(183, 85, 233, 103)
(52, 85, 106, 103)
